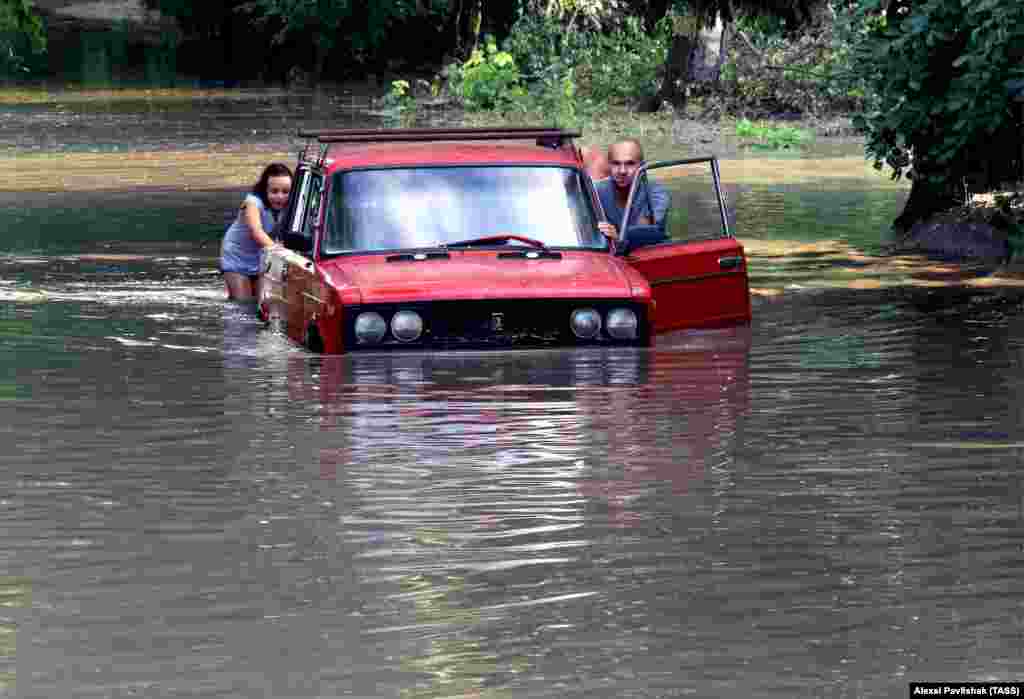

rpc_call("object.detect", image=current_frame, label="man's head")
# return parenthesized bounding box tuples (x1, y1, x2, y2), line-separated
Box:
(607, 139, 645, 193)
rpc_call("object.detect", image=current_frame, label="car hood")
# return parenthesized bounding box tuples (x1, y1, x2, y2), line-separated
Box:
(321, 250, 643, 304)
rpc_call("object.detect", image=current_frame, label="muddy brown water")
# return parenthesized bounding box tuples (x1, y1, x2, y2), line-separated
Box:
(2, 91, 1023, 697)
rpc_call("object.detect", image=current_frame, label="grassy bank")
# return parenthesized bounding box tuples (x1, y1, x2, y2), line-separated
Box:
(0, 86, 311, 105)
(4, 150, 292, 191)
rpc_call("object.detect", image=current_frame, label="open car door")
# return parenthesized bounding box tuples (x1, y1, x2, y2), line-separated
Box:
(618, 157, 750, 334)
(262, 167, 329, 351)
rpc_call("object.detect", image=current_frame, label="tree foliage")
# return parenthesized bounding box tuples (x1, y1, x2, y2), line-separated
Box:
(519, 0, 621, 30)
(502, 12, 668, 101)
(852, 0, 1024, 228)
(0, 0, 46, 76)
(716, 4, 867, 117)
(241, 0, 449, 72)
(446, 35, 524, 110)
(143, 0, 245, 35)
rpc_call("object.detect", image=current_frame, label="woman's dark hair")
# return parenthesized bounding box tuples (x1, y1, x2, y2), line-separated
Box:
(252, 163, 293, 208)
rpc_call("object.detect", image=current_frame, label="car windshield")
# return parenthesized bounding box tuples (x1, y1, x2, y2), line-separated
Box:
(322, 166, 605, 254)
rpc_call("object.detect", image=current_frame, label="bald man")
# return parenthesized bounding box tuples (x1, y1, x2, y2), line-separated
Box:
(593, 139, 670, 243)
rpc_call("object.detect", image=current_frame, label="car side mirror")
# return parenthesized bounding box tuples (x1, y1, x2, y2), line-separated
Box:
(619, 223, 667, 255)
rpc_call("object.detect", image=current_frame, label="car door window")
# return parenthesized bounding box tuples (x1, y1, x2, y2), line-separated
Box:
(619, 157, 750, 333)
(620, 158, 732, 252)
(283, 168, 310, 249)
(284, 172, 322, 255)
(301, 175, 324, 243)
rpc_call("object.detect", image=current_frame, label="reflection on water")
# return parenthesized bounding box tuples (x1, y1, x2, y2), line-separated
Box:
(5, 284, 1024, 696)
(3, 93, 1024, 696)
(735, 186, 906, 254)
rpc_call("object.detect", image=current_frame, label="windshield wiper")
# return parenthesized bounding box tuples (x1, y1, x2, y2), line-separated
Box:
(446, 234, 549, 250)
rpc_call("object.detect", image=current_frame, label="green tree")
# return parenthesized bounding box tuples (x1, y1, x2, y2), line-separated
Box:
(519, 0, 620, 30)
(243, 0, 448, 80)
(0, 0, 46, 77)
(852, 0, 1024, 230)
(144, 0, 246, 34)
(143, 0, 251, 80)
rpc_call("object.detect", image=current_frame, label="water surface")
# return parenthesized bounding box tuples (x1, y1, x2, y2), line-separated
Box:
(2, 92, 1023, 698)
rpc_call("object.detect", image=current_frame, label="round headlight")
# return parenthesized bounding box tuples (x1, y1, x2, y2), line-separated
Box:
(354, 312, 387, 344)
(570, 308, 602, 340)
(390, 310, 424, 343)
(606, 308, 638, 339)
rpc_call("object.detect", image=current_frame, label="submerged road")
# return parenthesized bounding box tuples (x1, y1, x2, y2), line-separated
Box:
(2, 91, 1022, 697)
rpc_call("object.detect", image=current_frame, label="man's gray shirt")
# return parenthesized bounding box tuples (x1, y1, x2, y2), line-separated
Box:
(594, 177, 671, 231)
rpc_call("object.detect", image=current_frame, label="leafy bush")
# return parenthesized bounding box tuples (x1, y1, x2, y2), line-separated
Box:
(734, 118, 812, 149)
(445, 36, 524, 111)
(0, 0, 46, 78)
(502, 12, 668, 106)
(520, 68, 593, 127)
(502, 14, 589, 84)
(576, 15, 669, 103)
(719, 2, 868, 117)
(381, 79, 414, 109)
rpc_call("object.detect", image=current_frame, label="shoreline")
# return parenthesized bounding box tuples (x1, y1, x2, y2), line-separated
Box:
(884, 191, 1024, 268)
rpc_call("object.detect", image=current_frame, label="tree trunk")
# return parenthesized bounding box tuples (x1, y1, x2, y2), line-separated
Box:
(656, 17, 697, 109)
(453, 0, 482, 57)
(313, 40, 328, 84)
(656, 14, 729, 110)
(452, 0, 464, 55)
(691, 15, 730, 83)
(893, 175, 967, 232)
(469, 0, 483, 54)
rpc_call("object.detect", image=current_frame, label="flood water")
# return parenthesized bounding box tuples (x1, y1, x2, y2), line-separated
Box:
(3, 91, 1024, 697)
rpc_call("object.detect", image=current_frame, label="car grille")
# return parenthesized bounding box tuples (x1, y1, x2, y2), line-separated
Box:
(342, 299, 648, 350)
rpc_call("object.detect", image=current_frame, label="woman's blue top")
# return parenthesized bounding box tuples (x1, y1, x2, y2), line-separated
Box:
(220, 194, 276, 276)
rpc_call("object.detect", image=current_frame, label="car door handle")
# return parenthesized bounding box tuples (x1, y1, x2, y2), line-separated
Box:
(718, 256, 743, 270)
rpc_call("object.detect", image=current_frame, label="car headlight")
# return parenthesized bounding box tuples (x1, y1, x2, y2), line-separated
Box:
(390, 310, 424, 343)
(606, 308, 638, 339)
(570, 308, 602, 339)
(354, 312, 387, 344)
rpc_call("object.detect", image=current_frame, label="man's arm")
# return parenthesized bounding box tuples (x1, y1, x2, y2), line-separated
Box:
(593, 178, 619, 242)
(639, 180, 671, 227)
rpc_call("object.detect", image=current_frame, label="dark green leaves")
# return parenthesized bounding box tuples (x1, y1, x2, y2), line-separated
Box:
(0, 0, 46, 76)
(856, 0, 1024, 191)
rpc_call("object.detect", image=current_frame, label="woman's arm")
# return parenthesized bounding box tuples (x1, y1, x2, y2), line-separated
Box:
(242, 200, 277, 248)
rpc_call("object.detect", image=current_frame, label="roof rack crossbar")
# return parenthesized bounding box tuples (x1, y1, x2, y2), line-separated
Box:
(297, 127, 581, 148)
(298, 126, 577, 138)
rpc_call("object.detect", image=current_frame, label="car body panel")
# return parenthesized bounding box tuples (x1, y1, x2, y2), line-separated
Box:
(320, 250, 640, 304)
(626, 237, 751, 332)
(260, 247, 325, 349)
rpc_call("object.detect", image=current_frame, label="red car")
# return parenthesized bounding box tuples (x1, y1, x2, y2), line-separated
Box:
(258, 127, 750, 353)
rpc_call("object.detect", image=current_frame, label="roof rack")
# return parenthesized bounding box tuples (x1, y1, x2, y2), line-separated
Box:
(300, 126, 579, 146)
(296, 127, 581, 169)
(299, 140, 328, 168)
